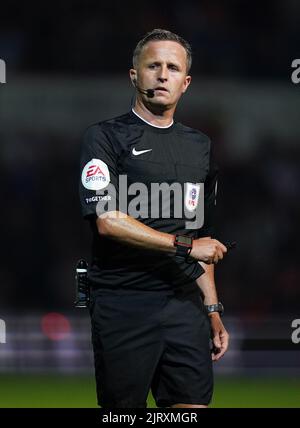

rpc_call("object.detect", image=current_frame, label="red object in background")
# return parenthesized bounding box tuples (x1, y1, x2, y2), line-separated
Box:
(41, 312, 71, 340)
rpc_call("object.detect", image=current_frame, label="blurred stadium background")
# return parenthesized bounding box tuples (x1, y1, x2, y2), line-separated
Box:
(0, 0, 300, 408)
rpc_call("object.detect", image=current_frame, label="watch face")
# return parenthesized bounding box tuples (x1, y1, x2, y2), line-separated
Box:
(206, 302, 224, 316)
(180, 236, 191, 245)
(176, 235, 192, 246)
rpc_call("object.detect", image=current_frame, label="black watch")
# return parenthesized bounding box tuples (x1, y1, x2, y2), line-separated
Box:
(174, 234, 193, 260)
(205, 302, 224, 317)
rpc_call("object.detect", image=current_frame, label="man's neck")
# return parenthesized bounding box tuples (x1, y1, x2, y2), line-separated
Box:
(133, 101, 174, 128)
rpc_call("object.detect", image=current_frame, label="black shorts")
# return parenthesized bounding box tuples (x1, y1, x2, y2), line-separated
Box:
(89, 287, 213, 408)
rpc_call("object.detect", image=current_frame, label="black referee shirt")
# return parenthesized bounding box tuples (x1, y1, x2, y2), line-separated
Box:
(79, 110, 218, 293)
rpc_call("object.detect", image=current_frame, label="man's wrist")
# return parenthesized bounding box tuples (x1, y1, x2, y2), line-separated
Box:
(208, 311, 221, 319)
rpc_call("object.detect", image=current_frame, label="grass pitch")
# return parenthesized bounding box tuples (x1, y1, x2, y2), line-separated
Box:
(0, 375, 299, 408)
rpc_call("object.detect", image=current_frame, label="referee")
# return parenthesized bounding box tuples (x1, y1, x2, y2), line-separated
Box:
(79, 29, 229, 408)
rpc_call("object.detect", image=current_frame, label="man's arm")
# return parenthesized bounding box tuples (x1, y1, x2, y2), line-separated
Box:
(97, 211, 176, 254)
(96, 211, 227, 263)
(196, 261, 229, 361)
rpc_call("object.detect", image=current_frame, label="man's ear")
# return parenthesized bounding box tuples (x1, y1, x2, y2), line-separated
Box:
(129, 69, 137, 87)
(182, 75, 192, 93)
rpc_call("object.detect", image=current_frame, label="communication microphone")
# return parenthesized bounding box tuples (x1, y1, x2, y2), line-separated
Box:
(133, 80, 155, 98)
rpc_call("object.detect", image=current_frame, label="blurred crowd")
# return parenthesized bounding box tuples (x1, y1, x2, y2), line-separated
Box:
(0, 0, 299, 79)
(1, 123, 299, 316)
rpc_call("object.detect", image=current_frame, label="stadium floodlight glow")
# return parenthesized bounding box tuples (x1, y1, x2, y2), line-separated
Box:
(0, 59, 6, 84)
(0, 319, 6, 343)
(41, 312, 71, 341)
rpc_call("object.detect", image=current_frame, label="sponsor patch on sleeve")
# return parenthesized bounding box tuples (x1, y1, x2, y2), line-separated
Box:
(185, 182, 201, 212)
(81, 159, 110, 190)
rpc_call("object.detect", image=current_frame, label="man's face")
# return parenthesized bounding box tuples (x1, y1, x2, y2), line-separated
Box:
(130, 40, 191, 109)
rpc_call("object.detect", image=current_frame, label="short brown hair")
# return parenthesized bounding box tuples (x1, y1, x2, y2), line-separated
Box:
(132, 28, 192, 73)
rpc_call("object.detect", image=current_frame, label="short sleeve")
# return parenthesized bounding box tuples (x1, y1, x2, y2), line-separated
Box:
(196, 141, 218, 238)
(79, 124, 119, 219)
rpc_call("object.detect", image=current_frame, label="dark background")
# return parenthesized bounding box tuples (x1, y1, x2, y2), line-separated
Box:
(1, 0, 300, 319)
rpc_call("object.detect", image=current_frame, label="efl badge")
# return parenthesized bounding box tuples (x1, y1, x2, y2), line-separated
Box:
(81, 158, 110, 190)
(185, 182, 200, 212)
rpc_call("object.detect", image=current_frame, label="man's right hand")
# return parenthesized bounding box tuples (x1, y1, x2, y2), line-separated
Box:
(190, 237, 227, 264)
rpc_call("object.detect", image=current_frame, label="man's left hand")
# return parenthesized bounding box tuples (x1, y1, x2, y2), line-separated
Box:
(209, 313, 229, 362)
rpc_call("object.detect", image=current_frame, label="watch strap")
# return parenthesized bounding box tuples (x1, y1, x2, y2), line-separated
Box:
(205, 302, 224, 316)
(174, 234, 193, 260)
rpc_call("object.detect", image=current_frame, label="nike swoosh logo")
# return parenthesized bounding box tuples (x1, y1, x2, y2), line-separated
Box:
(132, 148, 152, 156)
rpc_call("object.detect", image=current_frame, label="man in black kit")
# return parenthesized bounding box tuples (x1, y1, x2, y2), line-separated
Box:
(79, 29, 229, 408)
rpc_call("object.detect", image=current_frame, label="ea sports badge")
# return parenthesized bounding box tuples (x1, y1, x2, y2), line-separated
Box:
(81, 158, 110, 190)
(184, 182, 200, 212)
